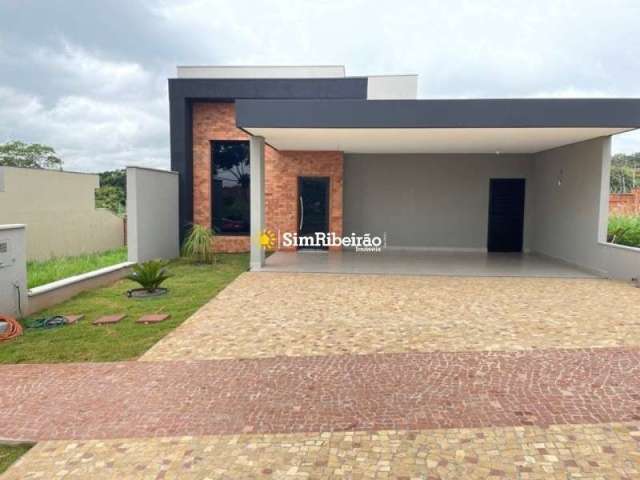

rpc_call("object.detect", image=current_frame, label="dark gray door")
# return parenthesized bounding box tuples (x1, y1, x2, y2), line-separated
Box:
(487, 179, 525, 252)
(298, 177, 329, 250)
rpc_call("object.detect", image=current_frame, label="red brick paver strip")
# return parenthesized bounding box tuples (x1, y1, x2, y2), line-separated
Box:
(92, 314, 126, 325)
(63, 315, 84, 324)
(1, 348, 640, 442)
(136, 314, 170, 324)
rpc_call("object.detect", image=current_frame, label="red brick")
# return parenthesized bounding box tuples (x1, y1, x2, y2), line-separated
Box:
(63, 315, 84, 324)
(136, 314, 170, 324)
(1, 348, 640, 441)
(192, 102, 344, 253)
(92, 314, 126, 326)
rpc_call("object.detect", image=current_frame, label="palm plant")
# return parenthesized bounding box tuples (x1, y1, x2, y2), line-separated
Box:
(126, 260, 172, 292)
(182, 224, 216, 264)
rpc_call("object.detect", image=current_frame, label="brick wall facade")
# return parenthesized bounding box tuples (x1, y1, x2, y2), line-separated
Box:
(610, 188, 640, 216)
(193, 102, 252, 252)
(265, 149, 343, 251)
(192, 102, 343, 253)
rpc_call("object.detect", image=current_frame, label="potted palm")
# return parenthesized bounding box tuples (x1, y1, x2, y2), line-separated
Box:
(126, 260, 172, 298)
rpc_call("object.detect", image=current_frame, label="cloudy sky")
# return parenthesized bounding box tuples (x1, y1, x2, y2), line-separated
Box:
(1, 0, 639, 172)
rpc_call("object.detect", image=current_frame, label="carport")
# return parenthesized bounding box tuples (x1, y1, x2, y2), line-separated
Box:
(237, 98, 640, 277)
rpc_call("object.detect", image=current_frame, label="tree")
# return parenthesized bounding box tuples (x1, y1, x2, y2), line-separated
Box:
(99, 169, 126, 191)
(95, 185, 125, 215)
(96, 169, 126, 215)
(0, 141, 62, 169)
(610, 153, 640, 193)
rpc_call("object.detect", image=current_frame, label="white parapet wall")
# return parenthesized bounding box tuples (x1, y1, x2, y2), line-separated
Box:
(26, 261, 133, 315)
(366, 75, 418, 99)
(0, 225, 27, 318)
(127, 167, 180, 263)
(177, 65, 346, 79)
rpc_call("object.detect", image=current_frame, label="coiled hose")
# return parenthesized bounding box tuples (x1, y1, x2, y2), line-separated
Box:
(0, 315, 23, 342)
(24, 316, 67, 329)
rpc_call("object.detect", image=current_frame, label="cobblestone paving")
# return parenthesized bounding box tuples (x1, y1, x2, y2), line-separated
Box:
(6, 423, 640, 479)
(142, 273, 640, 361)
(2, 348, 640, 441)
(5, 273, 640, 478)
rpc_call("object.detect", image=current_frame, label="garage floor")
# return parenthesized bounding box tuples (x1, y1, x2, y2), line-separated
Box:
(262, 249, 598, 278)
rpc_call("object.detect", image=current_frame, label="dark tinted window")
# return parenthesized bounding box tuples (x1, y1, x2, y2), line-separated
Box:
(212, 141, 250, 234)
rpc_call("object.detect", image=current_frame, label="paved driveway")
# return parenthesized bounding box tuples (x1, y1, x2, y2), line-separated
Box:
(4, 272, 640, 479)
(143, 272, 640, 360)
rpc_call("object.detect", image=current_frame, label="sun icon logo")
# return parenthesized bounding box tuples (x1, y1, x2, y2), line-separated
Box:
(259, 229, 277, 250)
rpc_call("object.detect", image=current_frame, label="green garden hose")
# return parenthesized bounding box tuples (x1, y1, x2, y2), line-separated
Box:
(24, 316, 67, 329)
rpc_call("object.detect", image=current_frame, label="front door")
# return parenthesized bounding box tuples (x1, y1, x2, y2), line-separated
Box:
(298, 177, 329, 250)
(487, 178, 526, 252)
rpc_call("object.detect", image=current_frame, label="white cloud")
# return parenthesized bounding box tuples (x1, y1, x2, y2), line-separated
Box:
(1, 0, 640, 172)
(32, 41, 153, 99)
(612, 130, 640, 155)
(0, 86, 168, 172)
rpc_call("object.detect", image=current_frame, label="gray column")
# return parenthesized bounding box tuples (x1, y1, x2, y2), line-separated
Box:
(597, 136, 612, 244)
(250, 136, 266, 270)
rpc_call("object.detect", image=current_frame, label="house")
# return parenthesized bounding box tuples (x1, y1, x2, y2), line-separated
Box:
(169, 66, 640, 278)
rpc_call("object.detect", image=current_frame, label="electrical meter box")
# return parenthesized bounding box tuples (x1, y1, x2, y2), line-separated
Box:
(0, 226, 27, 318)
(0, 238, 12, 268)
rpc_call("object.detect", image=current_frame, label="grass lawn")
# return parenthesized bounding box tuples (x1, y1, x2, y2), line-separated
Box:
(27, 247, 128, 289)
(0, 444, 31, 474)
(1, 254, 248, 364)
(608, 215, 640, 248)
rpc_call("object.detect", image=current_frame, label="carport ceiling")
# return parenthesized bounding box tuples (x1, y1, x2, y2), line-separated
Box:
(243, 127, 630, 154)
(237, 98, 640, 154)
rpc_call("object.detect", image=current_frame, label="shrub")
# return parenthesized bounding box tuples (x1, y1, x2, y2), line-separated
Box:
(126, 260, 172, 292)
(182, 224, 216, 264)
(608, 215, 640, 248)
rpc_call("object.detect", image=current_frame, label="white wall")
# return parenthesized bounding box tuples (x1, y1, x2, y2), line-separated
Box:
(0, 167, 124, 260)
(127, 167, 180, 263)
(344, 153, 534, 250)
(177, 65, 345, 78)
(0, 225, 27, 317)
(366, 75, 418, 99)
(532, 136, 640, 279)
(531, 137, 609, 270)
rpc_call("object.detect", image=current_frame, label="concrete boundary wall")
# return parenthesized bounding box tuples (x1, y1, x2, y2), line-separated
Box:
(598, 242, 640, 280)
(127, 167, 180, 263)
(0, 166, 124, 261)
(609, 188, 640, 215)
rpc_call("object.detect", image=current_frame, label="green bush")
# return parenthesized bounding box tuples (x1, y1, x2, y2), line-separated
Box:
(182, 224, 216, 264)
(126, 260, 172, 292)
(608, 215, 640, 248)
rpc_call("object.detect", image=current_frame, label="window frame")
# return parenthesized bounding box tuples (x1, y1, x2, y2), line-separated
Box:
(210, 139, 251, 236)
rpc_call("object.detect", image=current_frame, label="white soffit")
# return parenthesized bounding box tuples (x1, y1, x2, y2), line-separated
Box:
(177, 65, 345, 79)
(246, 127, 629, 154)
